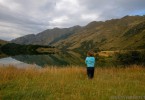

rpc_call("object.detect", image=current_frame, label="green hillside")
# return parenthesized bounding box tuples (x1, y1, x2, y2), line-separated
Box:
(53, 15, 145, 52)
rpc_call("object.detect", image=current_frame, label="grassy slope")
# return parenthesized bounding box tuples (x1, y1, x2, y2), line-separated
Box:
(0, 65, 145, 100)
(54, 15, 145, 51)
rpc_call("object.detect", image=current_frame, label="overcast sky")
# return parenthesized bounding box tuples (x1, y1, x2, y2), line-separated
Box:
(0, 0, 145, 41)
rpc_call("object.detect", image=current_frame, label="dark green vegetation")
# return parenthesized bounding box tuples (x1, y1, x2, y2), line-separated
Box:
(96, 50, 145, 67)
(1, 43, 56, 56)
(0, 66, 145, 100)
(114, 50, 145, 66)
(0, 39, 8, 58)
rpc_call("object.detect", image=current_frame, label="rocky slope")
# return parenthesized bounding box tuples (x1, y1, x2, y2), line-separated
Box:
(11, 26, 81, 45)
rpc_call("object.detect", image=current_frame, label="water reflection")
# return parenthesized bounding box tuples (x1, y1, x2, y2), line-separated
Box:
(0, 57, 39, 68)
(0, 51, 85, 67)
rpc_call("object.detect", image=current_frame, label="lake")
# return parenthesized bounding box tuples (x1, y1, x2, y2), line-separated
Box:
(0, 51, 86, 68)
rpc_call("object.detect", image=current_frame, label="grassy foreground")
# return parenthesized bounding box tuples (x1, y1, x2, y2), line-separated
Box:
(0, 65, 145, 100)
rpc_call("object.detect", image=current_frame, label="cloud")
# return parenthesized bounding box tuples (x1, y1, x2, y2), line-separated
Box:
(0, 0, 145, 40)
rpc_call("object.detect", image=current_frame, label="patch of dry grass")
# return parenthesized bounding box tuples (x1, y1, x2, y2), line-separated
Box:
(0, 65, 145, 100)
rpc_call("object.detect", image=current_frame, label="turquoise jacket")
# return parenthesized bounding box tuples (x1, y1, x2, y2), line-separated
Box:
(85, 57, 95, 67)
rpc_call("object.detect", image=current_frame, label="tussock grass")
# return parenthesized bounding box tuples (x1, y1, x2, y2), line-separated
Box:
(0, 65, 145, 100)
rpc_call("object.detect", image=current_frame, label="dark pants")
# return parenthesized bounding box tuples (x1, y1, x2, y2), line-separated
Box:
(87, 67, 95, 79)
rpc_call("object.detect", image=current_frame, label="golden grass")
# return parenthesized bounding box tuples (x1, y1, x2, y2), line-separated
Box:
(0, 65, 145, 100)
(97, 50, 119, 57)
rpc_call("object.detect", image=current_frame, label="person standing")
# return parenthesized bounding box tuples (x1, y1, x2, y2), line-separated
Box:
(85, 50, 96, 79)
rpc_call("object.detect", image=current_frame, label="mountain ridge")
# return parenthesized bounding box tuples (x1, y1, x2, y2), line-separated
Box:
(53, 15, 145, 51)
(11, 15, 145, 51)
(11, 25, 82, 45)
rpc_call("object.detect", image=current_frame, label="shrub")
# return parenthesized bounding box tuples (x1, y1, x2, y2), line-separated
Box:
(114, 50, 145, 66)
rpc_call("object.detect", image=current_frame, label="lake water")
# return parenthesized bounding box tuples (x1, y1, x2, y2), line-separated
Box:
(0, 57, 38, 68)
(0, 51, 86, 68)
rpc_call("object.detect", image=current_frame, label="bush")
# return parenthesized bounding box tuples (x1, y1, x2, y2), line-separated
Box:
(115, 50, 145, 66)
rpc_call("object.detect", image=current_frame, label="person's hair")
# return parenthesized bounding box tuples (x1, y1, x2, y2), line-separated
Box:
(87, 50, 94, 56)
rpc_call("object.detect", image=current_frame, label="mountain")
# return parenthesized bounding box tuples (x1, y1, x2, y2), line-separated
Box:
(0, 39, 8, 45)
(11, 15, 145, 52)
(11, 26, 81, 45)
(53, 15, 145, 52)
